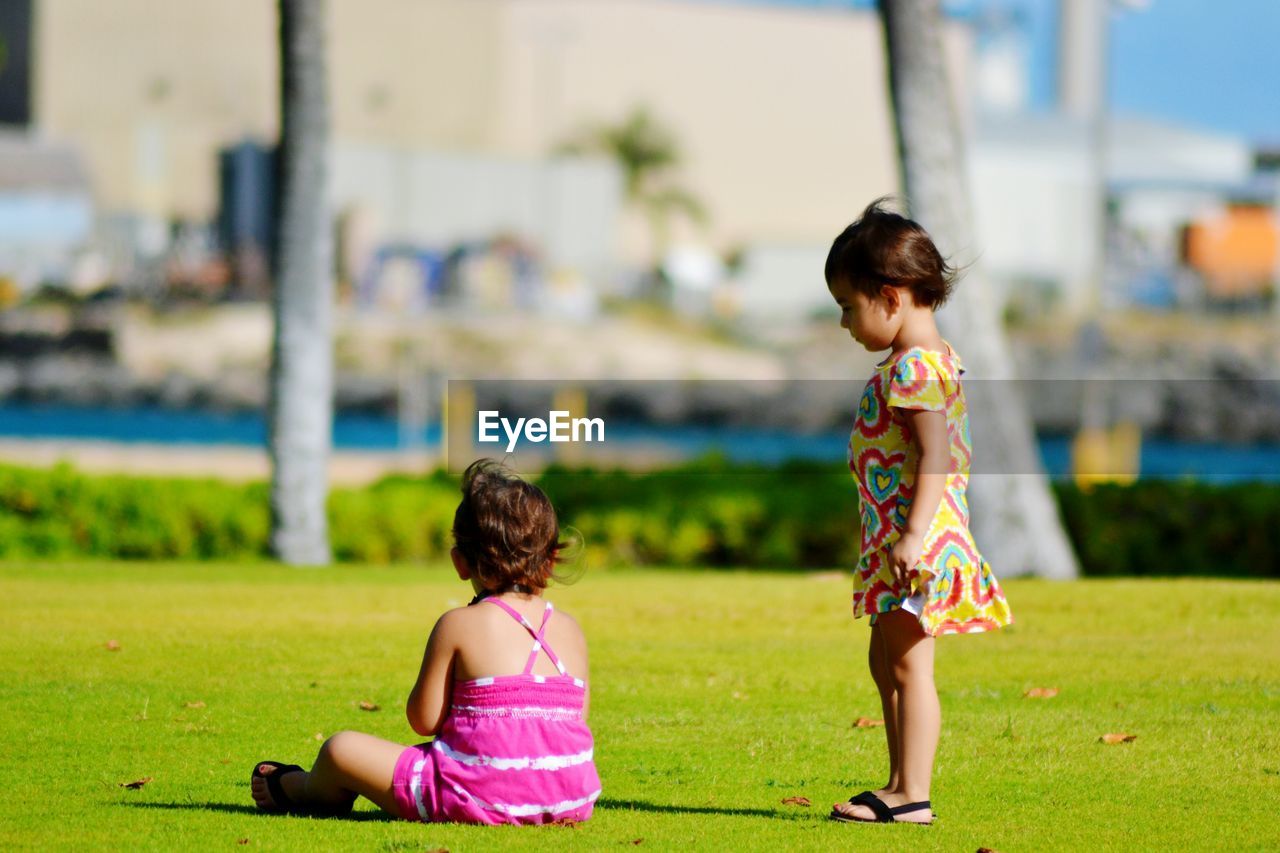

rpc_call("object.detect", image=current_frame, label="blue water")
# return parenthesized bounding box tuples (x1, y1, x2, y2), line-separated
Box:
(0, 403, 439, 451)
(0, 403, 1277, 482)
(605, 426, 1280, 482)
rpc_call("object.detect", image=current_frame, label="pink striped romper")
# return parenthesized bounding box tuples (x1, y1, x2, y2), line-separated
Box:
(391, 599, 601, 824)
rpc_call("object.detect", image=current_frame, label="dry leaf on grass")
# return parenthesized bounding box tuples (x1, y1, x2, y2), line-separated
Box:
(184, 701, 206, 709)
(236, 840, 250, 846)
(631, 840, 644, 846)
(119, 777, 152, 789)
(104, 640, 121, 651)
(550, 818, 580, 828)
(1100, 733, 1137, 744)
(1023, 687, 1058, 699)
(358, 700, 380, 712)
(781, 796, 811, 807)
(314, 732, 325, 741)
(854, 717, 885, 728)
(976, 848, 1000, 853)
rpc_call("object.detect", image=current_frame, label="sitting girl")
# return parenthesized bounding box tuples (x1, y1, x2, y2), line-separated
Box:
(250, 459, 601, 824)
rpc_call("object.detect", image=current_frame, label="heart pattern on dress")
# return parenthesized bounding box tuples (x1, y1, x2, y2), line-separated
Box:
(847, 344, 1012, 636)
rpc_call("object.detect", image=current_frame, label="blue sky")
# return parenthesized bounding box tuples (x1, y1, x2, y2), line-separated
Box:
(708, 0, 1280, 145)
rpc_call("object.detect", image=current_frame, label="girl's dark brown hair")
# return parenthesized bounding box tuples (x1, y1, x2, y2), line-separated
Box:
(452, 459, 565, 592)
(824, 197, 956, 309)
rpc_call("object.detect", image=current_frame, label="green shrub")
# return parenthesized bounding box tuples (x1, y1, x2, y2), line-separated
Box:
(1053, 480, 1280, 578)
(0, 460, 1277, 577)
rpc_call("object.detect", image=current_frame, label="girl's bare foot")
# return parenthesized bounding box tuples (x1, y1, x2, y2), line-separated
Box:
(250, 763, 308, 812)
(830, 789, 933, 823)
(830, 781, 892, 819)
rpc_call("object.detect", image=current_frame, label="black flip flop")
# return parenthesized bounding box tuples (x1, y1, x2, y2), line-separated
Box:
(251, 761, 308, 815)
(829, 790, 879, 822)
(830, 790, 934, 824)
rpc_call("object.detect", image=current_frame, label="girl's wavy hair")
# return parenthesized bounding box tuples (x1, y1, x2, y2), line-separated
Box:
(824, 196, 957, 309)
(451, 459, 570, 592)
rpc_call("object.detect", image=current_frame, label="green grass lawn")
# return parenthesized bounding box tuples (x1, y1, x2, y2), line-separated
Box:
(1, 563, 1277, 851)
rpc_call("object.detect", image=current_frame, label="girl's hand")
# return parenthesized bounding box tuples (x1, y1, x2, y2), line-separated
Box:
(889, 532, 924, 587)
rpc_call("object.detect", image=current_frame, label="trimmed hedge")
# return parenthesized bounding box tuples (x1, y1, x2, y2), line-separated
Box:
(0, 461, 1276, 578)
(1054, 479, 1280, 578)
(536, 459, 857, 570)
(0, 464, 271, 560)
(0, 464, 457, 563)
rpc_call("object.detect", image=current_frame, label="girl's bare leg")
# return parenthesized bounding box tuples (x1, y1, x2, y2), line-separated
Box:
(835, 608, 937, 823)
(251, 731, 407, 816)
(831, 622, 901, 819)
(869, 623, 901, 793)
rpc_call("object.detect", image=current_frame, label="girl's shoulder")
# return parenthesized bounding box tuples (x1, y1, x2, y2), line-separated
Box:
(442, 597, 584, 639)
(876, 341, 965, 376)
(550, 606, 587, 648)
(429, 604, 473, 643)
(433, 599, 517, 637)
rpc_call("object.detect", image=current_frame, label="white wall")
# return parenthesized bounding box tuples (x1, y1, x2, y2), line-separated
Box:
(1107, 118, 1253, 187)
(495, 0, 973, 253)
(0, 194, 93, 287)
(732, 243, 833, 320)
(969, 118, 1098, 292)
(330, 144, 624, 273)
(967, 115, 1255, 315)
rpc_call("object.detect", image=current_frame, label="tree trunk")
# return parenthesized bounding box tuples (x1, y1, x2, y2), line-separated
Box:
(269, 0, 333, 565)
(878, 0, 1079, 579)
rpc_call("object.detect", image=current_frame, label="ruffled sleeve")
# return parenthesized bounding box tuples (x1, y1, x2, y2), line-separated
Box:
(886, 351, 947, 413)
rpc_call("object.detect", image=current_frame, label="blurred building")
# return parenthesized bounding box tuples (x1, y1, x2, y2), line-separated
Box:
(1108, 120, 1260, 310)
(9, 0, 1271, 320)
(0, 130, 93, 290)
(971, 114, 1256, 314)
(14, 0, 972, 316)
(1182, 203, 1279, 301)
(0, 1, 34, 127)
(967, 0, 1269, 317)
(217, 141, 276, 299)
(330, 143, 621, 291)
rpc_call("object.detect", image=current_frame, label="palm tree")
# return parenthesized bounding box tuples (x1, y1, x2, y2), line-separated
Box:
(268, 0, 333, 565)
(559, 106, 707, 268)
(877, 0, 1078, 578)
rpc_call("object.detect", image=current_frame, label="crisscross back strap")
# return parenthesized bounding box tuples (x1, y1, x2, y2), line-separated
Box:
(483, 598, 569, 677)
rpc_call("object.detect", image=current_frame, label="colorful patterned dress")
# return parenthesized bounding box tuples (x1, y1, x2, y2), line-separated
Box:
(847, 342, 1013, 635)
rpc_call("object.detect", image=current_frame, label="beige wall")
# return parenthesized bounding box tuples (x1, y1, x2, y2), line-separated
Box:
(328, 0, 503, 150)
(497, 0, 902, 248)
(34, 0, 971, 246)
(35, 0, 277, 218)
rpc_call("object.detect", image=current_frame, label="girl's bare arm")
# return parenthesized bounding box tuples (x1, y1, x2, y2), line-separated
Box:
(904, 408, 948, 535)
(405, 611, 459, 737)
(890, 408, 949, 579)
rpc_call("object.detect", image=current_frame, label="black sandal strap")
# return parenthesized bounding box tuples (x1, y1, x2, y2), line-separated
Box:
(253, 762, 306, 814)
(889, 800, 932, 817)
(863, 793, 894, 822)
(848, 790, 878, 806)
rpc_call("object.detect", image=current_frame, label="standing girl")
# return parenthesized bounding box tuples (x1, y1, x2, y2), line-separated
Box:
(825, 199, 1013, 824)
(250, 459, 601, 825)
